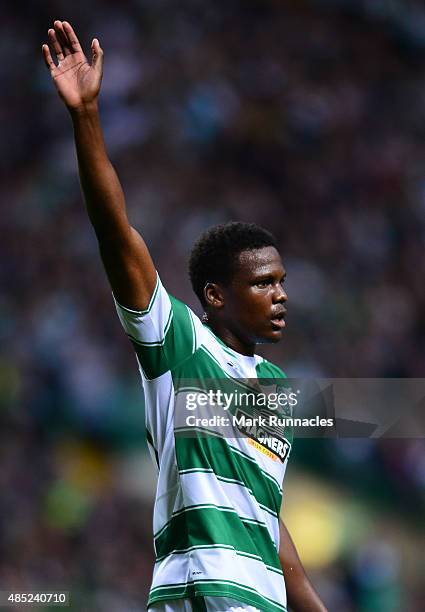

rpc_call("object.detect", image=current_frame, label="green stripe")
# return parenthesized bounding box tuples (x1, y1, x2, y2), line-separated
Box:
(154, 505, 280, 570)
(153, 543, 283, 575)
(255, 359, 286, 379)
(148, 578, 287, 612)
(228, 444, 283, 492)
(153, 503, 246, 539)
(189, 309, 197, 354)
(177, 430, 283, 493)
(172, 345, 231, 381)
(175, 433, 282, 515)
(178, 469, 278, 519)
(172, 345, 260, 395)
(154, 502, 269, 540)
(131, 295, 195, 379)
(214, 475, 278, 519)
(173, 347, 290, 429)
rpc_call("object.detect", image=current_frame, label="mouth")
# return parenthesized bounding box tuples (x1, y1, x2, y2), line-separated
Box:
(270, 310, 287, 330)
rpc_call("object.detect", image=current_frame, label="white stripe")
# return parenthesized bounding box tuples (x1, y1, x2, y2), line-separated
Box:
(229, 442, 284, 493)
(151, 546, 286, 609)
(177, 471, 279, 545)
(115, 278, 173, 344)
(150, 597, 262, 611)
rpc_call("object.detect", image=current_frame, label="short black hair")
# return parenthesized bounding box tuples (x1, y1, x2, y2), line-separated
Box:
(189, 221, 277, 306)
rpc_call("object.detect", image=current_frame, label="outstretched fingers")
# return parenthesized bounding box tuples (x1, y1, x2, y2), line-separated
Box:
(54, 20, 71, 56)
(62, 21, 83, 52)
(48, 27, 64, 62)
(42, 43, 56, 73)
(91, 38, 104, 72)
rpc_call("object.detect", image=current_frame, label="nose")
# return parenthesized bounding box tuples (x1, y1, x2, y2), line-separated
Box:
(274, 283, 287, 303)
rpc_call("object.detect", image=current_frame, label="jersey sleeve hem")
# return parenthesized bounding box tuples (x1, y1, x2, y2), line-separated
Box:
(112, 272, 160, 315)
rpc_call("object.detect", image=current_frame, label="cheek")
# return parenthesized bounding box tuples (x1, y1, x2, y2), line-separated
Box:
(240, 293, 270, 320)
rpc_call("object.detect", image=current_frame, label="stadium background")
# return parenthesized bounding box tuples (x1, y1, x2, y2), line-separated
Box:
(1, 0, 425, 609)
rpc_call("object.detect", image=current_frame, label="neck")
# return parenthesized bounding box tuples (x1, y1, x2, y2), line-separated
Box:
(206, 320, 256, 356)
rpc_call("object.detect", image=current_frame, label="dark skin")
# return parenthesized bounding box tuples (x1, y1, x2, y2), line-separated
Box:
(279, 520, 327, 612)
(42, 21, 327, 612)
(205, 246, 288, 356)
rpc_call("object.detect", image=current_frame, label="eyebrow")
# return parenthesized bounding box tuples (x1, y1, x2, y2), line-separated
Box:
(253, 271, 286, 281)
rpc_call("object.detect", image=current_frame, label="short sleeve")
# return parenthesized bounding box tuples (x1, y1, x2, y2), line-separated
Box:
(114, 274, 200, 380)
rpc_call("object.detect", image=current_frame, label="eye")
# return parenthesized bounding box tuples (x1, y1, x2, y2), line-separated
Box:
(256, 280, 271, 288)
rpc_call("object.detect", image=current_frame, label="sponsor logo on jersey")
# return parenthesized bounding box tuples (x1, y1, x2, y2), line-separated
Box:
(233, 408, 291, 462)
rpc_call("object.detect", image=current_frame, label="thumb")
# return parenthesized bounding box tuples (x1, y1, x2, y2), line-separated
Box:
(91, 38, 104, 73)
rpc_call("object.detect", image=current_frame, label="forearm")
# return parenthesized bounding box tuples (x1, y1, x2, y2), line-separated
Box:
(279, 519, 327, 612)
(70, 103, 131, 242)
(44, 21, 157, 309)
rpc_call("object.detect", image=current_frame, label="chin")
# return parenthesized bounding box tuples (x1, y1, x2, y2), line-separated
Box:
(256, 330, 283, 345)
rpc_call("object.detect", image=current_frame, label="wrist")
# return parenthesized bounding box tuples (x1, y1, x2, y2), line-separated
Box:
(69, 100, 99, 118)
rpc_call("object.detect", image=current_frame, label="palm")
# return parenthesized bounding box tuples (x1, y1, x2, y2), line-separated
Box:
(52, 52, 99, 107)
(43, 21, 103, 110)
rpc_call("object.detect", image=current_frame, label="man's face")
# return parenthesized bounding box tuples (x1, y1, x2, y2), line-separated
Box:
(222, 246, 287, 345)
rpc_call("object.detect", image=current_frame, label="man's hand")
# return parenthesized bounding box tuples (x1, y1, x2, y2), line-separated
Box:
(42, 21, 103, 111)
(42, 19, 157, 310)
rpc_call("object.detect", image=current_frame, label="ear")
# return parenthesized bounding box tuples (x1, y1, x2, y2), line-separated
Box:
(204, 283, 225, 310)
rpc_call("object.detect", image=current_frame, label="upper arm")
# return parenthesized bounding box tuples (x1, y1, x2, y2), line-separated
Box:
(98, 225, 157, 311)
(114, 277, 200, 380)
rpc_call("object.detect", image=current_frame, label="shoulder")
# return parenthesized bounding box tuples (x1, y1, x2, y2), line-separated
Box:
(255, 356, 286, 379)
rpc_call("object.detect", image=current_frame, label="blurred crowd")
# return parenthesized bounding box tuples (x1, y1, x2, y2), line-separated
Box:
(1, 0, 425, 610)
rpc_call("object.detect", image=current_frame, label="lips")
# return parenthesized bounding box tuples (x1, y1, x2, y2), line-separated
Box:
(270, 308, 287, 329)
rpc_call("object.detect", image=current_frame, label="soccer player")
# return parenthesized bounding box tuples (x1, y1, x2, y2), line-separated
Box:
(42, 21, 327, 612)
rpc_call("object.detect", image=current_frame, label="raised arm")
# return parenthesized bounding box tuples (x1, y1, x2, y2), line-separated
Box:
(279, 518, 328, 612)
(42, 20, 157, 310)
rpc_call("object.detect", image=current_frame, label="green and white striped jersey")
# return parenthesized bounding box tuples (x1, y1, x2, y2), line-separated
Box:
(114, 274, 292, 612)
